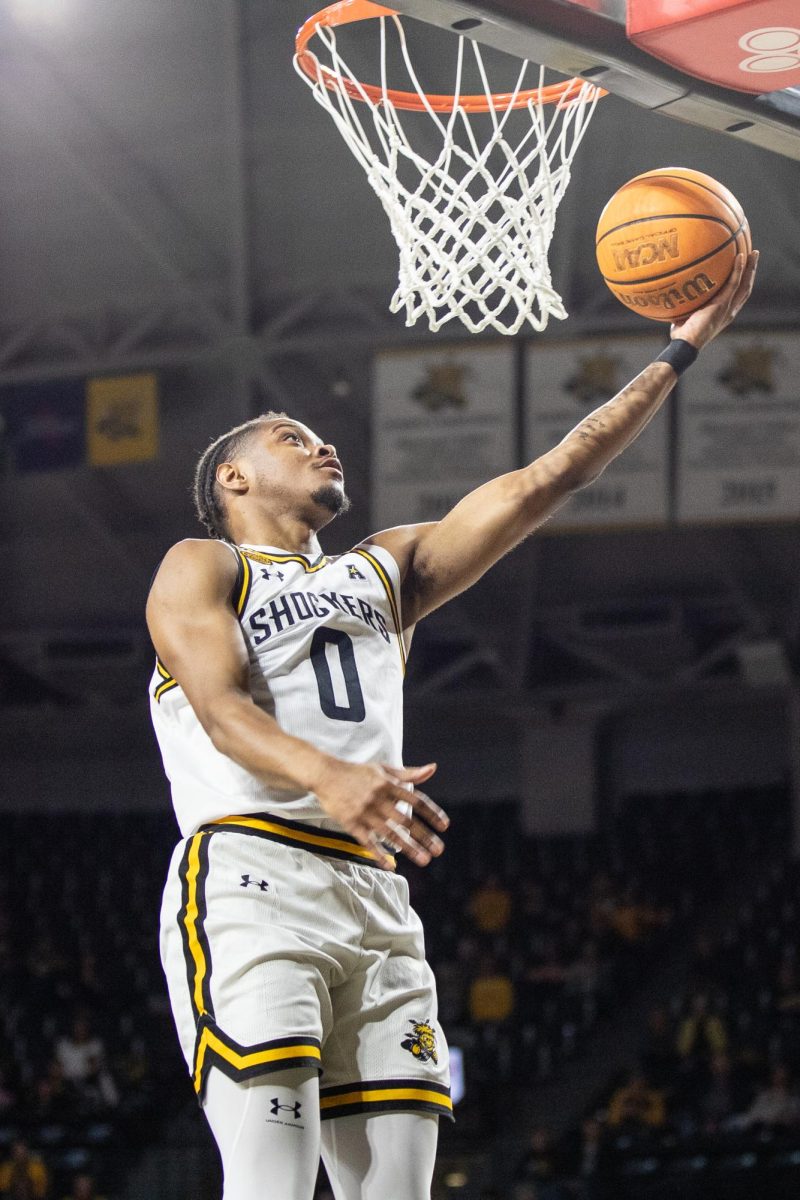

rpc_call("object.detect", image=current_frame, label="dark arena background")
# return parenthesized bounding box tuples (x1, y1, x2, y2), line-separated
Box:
(2, 1, 800, 1197)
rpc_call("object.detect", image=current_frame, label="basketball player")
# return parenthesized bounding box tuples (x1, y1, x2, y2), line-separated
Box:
(147, 251, 757, 1200)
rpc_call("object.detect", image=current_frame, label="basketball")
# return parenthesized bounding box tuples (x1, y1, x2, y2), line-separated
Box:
(595, 167, 751, 322)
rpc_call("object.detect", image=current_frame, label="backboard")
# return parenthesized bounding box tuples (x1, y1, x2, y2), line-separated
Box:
(390, 0, 800, 161)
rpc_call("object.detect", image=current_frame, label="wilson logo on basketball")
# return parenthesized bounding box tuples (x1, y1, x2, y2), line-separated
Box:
(618, 272, 716, 313)
(611, 234, 679, 273)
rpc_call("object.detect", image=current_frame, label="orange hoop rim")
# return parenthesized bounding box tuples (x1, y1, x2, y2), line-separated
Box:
(295, 0, 606, 113)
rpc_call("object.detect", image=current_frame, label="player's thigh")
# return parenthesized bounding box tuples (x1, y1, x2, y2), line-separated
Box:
(160, 831, 358, 1095)
(206, 1067, 322, 1200)
(321, 1111, 439, 1200)
(321, 870, 452, 1121)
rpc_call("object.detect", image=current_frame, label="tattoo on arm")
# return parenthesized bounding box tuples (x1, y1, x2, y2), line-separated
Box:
(560, 363, 674, 482)
(576, 416, 607, 442)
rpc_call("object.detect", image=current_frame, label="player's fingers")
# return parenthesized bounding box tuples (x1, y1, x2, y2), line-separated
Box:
(383, 762, 438, 785)
(380, 818, 439, 867)
(733, 249, 759, 309)
(406, 816, 445, 858)
(407, 788, 450, 832)
(714, 249, 748, 307)
(347, 811, 398, 868)
(349, 821, 395, 870)
(380, 806, 445, 855)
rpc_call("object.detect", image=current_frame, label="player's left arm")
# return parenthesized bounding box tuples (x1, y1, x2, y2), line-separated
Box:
(365, 250, 757, 626)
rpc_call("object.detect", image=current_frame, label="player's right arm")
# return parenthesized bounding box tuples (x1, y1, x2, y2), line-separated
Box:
(146, 540, 447, 867)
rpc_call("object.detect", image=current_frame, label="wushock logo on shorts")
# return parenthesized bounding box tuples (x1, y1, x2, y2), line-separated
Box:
(401, 1019, 438, 1065)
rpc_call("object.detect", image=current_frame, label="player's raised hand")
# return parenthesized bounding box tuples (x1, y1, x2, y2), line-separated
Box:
(311, 759, 448, 869)
(670, 249, 759, 349)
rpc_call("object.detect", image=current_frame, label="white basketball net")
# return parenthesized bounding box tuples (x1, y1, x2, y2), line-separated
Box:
(294, 13, 602, 335)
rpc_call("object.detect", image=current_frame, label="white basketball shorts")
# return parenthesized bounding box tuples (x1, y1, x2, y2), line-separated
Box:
(160, 810, 452, 1121)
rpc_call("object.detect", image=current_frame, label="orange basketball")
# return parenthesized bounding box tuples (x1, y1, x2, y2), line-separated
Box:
(595, 167, 751, 322)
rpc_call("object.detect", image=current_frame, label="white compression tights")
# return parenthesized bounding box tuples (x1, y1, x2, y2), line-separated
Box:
(203, 1068, 439, 1200)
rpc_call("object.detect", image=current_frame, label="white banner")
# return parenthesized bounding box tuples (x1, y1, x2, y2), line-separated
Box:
(676, 331, 800, 523)
(372, 343, 516, 529)
(525, 336, 669, 530)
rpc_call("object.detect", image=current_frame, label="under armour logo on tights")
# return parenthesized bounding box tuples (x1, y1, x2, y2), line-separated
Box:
(270, 1099, 302, 1118)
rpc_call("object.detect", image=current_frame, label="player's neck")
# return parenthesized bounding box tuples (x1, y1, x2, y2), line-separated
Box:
(229, 511, 323, 557)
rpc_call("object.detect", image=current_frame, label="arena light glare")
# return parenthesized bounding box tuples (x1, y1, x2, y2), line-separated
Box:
(7, 0, 72, 26)
(443, 1171, 469, 1188)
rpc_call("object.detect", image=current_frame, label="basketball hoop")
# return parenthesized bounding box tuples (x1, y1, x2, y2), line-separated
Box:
(294, 1, 605, 335)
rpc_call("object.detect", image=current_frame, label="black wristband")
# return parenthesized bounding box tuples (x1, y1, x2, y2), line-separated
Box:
(655, 338, 699, 376)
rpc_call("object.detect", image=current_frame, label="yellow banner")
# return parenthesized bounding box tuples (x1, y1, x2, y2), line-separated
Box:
(86, 373, 158, 466)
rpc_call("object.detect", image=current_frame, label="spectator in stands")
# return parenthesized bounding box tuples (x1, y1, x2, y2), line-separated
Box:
(774, 958, 800, 1069)
(513, 1125, 565, 1200)
(563, 1115, 609, 1200)
(676, 992, 727, 1070)
(36, 1059, 77, 1119)
(775, 958, 800, 1012)
(468, 956, 515, 1025)
(0, 1068, 18, 1118)
(55, 1015, 118, 1111)
(697, 1052, 749, 1131)
(516, 879, 545, 930)
(118, 1037, 150, 1088)
(607, 1071, 666, 1133)
(431, 957, 467, 1025)
(72, 952, 105, 1011)
(28, 1074, 72, 1124)
(607, 887, 649, 945)
(565, 940, 602, 999)
(61, 1176, 106, 1200)
(0, 1139, 49, 1199)
(26, 935, 71, 1014)
(741, 1064, 800, 1129)
(640, 1007, 677, 1091)
(468, 875, 512, 935)
(688, 932, 728, 993)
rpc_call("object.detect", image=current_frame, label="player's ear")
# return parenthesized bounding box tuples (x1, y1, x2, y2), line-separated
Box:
(216, 461, 249, 496)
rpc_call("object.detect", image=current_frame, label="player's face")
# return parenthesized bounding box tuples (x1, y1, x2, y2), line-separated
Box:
(247, 418, 348, 518)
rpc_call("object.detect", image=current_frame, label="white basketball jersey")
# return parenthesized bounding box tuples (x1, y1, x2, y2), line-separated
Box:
(149, 542, 406, 837)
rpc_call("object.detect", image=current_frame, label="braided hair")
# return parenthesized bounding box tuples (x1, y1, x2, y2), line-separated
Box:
(193, 412, 285, 540)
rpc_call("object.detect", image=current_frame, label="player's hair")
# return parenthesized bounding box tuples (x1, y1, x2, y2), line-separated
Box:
(193, 412, 287, 540)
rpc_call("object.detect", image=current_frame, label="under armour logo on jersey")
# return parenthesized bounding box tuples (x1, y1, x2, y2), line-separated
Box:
(261, 568, 285, 582)
(347, 564, 366, 580)
(240, 874, 269, 891)
(270, 1099, 302, 1118)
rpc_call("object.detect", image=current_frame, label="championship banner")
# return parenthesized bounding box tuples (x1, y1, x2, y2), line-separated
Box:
(676, 332, 800, 523)
(525, 336, 669, 530)
(1, 379, 85, 472)
(86, 372, 159, 467)
(372, 343, 515, 529)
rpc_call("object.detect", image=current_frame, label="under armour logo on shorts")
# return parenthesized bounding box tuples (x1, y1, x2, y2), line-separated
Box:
(240, 874, 270, 891)
(270, 1099, 302, 1119)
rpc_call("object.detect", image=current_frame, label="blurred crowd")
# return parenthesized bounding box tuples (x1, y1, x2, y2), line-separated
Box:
(398, 787, 781, 1146)
(0, 787, 790, 1200)
(0, 814, 182, 1199)
(500, 788, 796, 1200)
